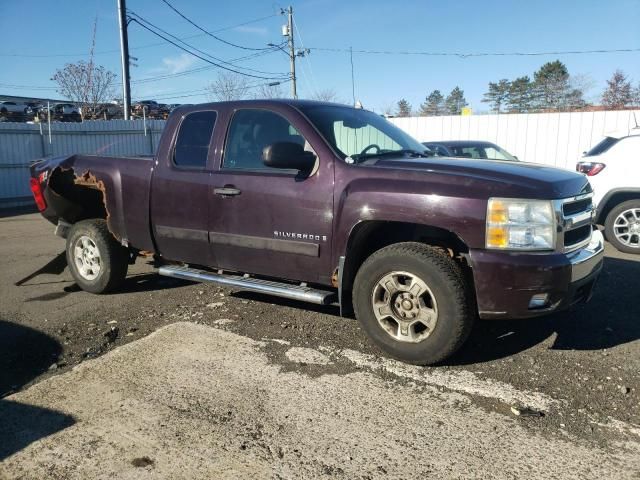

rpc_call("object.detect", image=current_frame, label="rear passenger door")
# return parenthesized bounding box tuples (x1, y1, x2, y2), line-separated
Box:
(209, 107, 335, 285)
(150, 109, 217, 265)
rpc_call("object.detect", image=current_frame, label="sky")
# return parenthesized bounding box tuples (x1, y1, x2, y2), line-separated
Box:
(1, 0, 639, 113)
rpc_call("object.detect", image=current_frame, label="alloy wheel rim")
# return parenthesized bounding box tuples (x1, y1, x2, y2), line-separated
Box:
(371, 271, 438, 343)
(613, 208, 640, 248)
(73, 235, 102, 280)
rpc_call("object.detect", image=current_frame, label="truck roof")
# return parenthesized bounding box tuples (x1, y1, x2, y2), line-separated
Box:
(175, 99, 351, 111)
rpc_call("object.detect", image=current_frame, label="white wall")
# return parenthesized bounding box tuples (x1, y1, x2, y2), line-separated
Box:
(390, 110, 640, 169)
(0, 119, 164, 208)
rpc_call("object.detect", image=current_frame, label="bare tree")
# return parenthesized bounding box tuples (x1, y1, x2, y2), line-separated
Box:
(51, 61, 117, 120)
(254, 83, 285, 99)
(310, 88, 342, 103)
(206, 72, 250, 101)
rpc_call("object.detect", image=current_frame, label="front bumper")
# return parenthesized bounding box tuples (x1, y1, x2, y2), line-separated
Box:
(470, 229, 605, 319)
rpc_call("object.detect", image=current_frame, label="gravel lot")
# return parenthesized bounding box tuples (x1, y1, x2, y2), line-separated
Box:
(1, 212, 639, 478)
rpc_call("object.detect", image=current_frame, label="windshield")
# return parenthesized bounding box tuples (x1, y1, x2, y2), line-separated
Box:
(444, 143, 518, 161)
(584, 136, 619, 157)
(299, 105, 428, 162)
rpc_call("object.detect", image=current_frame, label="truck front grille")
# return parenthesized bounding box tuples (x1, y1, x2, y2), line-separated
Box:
(564, 225, 592, 248)
(559, 194, 595, 252)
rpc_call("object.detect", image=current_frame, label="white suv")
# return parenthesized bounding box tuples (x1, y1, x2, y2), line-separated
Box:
(0, 101, 28, 114)
(577, 127, 640, 254)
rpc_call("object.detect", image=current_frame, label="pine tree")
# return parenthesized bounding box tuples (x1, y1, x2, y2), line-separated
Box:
(445, 87, 468, 115)
(506, 76, 534, 113)
(396, 99, 412, 117)
(533, 60, 582, 111)
(601, 70, 633, 109)
(481, 79, 510, 113)
(419, 90, 445, 116)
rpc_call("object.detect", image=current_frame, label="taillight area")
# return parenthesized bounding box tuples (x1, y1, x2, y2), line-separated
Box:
(576, 161, 606, 176)
(29, 177, 47, 211)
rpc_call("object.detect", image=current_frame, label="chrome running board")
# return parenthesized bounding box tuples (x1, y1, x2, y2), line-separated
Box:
(158, 265, 337, 305)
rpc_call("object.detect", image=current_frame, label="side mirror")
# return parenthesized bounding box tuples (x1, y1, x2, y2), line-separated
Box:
(263, 142, 316, 171)
(513, 155, 519, 160)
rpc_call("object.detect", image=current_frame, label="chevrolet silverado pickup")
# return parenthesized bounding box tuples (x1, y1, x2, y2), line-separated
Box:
(29, 100, 605, 365)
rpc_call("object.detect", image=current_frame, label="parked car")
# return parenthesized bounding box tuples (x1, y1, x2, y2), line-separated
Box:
(37, 103, 81, 122)
(29, 100, 603, 365)
(0, 101, 28, 115)
(422, 140, 518, 161)
(132, 100, 160, 117)
(577, 127, 640, 254)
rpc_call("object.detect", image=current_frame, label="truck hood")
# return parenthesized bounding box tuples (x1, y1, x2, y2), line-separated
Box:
(372, 157, 591, 199)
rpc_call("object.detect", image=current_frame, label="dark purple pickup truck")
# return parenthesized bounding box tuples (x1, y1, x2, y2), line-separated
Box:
(30, 100, 604, 364)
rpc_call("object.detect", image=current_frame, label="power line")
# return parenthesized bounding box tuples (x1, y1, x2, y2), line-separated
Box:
(291, 15, 319, 98)
(128, 10, 287, 78)
(127, 15, 288, 80)
(145, 79, 291, 101)
(132, 48, 285, 85)
(0, 83, 57, 91)
(308, 46, 640, 58)
(0, 13, 279, 58)
(160, 0, 275, 51)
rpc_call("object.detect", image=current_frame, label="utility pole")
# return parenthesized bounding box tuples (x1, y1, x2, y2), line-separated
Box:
(285, 6, 297, 99)
(117, 0, 131, 120)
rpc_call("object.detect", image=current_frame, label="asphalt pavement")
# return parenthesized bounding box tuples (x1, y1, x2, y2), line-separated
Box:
(1, 213, 639, 479)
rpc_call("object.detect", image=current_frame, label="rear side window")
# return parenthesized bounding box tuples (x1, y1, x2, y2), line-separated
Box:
(173, 111, 217, 168)
(585, 137, 619, 157)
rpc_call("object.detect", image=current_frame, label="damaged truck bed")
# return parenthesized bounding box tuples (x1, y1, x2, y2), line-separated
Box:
(31, 154, 155, 252)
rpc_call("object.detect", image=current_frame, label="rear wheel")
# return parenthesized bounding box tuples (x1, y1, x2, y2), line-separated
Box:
(66, 219, 129, 293)
(353, 242, 473, 365)
(604, 200, 640, 254)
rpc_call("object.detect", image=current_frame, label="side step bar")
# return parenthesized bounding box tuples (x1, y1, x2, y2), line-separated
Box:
(158, 265, 337, 305)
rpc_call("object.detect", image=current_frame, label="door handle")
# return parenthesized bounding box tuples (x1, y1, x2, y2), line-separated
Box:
(214, 186, 241, 197)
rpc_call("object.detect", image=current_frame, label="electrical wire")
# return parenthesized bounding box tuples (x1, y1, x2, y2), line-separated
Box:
(0, 13, 279, 58)
(132, 49, 284, 85)
(128, 10, 288, 78)
(291, 16, 319, 98)
(160, 0, 276, 51)
(143, 79, 291, 101)
(127, 16, 288, 80)
(308, 47, 640, 58)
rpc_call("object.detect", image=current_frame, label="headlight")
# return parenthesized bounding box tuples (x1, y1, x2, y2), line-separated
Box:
(486, 198, 556, 250)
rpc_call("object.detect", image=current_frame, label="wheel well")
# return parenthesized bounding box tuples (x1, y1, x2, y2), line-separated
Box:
(340, 221, 471, 314)
(598, 191, 640, 224)
(48, 167, 108, 223)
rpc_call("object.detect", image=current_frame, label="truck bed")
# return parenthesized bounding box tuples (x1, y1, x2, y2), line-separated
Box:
(30, 154, 155, 252)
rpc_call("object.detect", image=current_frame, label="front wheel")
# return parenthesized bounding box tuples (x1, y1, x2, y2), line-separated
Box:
(66, 219, 129, 293)
(353, 242, 474, 365)
(604, 200, 640, 254)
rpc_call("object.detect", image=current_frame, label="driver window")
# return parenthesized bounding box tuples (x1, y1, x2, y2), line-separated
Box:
(332, 122, 401, 157)
(222, 109, 311, 171)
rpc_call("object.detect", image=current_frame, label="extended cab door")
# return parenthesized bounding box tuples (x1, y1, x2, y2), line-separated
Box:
(150, 109, 217, 265)
(209, 106, 335, 285)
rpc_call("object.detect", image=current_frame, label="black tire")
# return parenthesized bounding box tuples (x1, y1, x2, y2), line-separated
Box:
(353, 242, 473, 365)
(66, 219, 129, 293)
(604, 200, 640, 254)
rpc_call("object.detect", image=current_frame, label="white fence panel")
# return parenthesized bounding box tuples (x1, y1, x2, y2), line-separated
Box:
(0, 119, 166, 208)
(390, 109, 640, 168)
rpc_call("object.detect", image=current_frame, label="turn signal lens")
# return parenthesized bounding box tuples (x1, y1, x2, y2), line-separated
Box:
(487, 227, 508, 248)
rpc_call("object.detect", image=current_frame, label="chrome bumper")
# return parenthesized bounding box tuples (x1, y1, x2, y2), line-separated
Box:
(569, 229, 605, 282)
